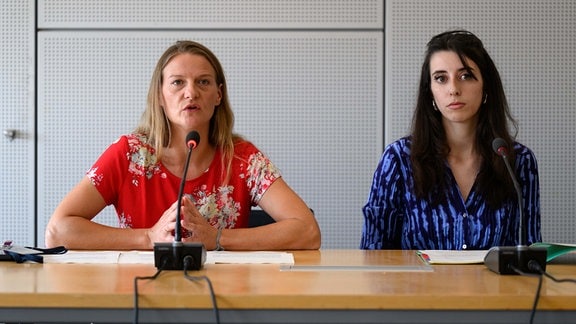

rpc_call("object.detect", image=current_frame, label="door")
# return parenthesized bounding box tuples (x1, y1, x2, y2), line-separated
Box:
(0, 0, 35, 246)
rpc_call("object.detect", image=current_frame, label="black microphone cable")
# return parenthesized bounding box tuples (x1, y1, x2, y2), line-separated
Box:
(183, 255, 221, 324)
(132, 255, 220, 324)
(133, 258, 168, 324)
(511, 261, 576, 324)
(510, 264, 543, 324)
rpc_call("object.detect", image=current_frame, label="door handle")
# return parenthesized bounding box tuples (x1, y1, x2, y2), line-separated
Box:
(3, 129, 16, 141)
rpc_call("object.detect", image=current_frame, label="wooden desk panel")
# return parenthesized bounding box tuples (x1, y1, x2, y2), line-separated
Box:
(1, 250, 575, 323)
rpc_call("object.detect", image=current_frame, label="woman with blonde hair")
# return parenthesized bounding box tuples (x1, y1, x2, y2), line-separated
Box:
(46, 40, 321, 251)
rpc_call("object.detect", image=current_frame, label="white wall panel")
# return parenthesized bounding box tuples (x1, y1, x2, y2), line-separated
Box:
(386, 0, 576, 243)
(37, 31, 383, 249)
(38, 0, 383, 29)
(0, 0, 35, 246)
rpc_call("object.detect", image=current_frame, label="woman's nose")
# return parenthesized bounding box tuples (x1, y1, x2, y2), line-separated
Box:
(184, 84, 198, 99)
(448, 83, 460, 96)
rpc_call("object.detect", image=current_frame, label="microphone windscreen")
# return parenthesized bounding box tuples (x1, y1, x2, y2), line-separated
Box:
(492, 137, 508, 155)
(186, 131, 200, 149)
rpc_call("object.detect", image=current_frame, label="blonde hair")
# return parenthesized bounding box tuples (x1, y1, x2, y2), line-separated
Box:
(135, 40, 241, 182)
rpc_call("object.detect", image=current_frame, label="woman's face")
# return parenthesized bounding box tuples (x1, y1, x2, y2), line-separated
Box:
(429, 51, 484, 126)
(160, 53, 222, 136)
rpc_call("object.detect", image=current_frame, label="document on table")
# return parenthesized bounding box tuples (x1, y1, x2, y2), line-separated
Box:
(417, 250, 489, 264)
(530, 242, 576, 262)
(42, 250, 294, 265)
(42, 251, 141, 264)
(209, 251, 294, 264)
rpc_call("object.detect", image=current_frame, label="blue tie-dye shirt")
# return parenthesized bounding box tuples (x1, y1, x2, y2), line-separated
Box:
(360, 137, 541, 250)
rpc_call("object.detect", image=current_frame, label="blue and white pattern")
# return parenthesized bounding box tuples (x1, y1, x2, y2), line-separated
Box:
(360, 137, 541, 250)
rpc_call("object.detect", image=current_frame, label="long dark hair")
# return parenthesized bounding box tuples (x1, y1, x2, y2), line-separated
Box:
(410, 30, 517, 207)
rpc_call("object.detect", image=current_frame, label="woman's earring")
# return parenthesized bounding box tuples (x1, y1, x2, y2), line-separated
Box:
(483, 93, 488, 104)
(432, 100, 438, 111)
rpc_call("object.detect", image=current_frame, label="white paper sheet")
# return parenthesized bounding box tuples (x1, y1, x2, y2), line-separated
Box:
(417, 250, 489, 264)
(208, 251, 294, 264)
(42, 250, 294, 265)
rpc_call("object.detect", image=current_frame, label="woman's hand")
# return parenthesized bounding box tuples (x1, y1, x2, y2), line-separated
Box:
(146, 200, 180, 247)
(180, 196, 218, 249)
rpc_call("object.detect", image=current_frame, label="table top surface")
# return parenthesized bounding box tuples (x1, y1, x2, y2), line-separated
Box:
(1, 249, 575, 310)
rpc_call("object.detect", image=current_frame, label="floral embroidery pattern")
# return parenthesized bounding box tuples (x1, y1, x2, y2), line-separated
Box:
(191, 152, 279, 229)
(194, 185, 241, 228)
(87, 167, 104, 186)
(246, 152, 280, 201)
(118, 212, 132, 228)
(125, 134, 162, 186)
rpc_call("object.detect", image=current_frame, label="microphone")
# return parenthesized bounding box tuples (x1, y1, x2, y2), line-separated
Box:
(483, 138, 547, 275)
(153, 131, 206, 270)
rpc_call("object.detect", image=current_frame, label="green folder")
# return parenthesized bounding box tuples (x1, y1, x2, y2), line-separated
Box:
(531, 242, 576, 262)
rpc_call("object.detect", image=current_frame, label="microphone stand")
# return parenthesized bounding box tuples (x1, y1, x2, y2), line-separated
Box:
(153, 131, 206, 270)
(484, 138, 547, 275)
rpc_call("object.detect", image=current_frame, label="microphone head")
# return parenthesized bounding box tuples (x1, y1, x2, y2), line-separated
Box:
(185, 131, 200, 149)
(492, 137, 508, 157)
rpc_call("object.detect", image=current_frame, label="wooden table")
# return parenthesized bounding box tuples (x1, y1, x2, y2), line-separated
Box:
(1, 249, 575, 323)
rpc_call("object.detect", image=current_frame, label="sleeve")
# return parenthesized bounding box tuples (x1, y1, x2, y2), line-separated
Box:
(243, 143, 282, 205)
(360, 144, 405, 250)
(86, 136, 129, 206)
(515, 145, 542, 245)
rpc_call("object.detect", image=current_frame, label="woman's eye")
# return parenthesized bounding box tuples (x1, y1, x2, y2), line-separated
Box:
(198, 79, 210, 86)
(433, 75, 446, 83)
(460, 71, 478, 81)
(171, 80, 183, 86)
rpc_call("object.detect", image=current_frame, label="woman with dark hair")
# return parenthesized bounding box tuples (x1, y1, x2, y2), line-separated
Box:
(361, 30, 541, 250)
(46, 40, 321, 251)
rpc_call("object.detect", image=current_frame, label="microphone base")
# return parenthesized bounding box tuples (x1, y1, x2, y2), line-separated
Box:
(153, 242, 206, 270)
(484, 245, 547, 275)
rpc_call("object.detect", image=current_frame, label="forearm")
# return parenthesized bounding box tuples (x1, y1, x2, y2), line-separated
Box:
(45, 216, 151, 250)
(218, 219, 321, 251)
